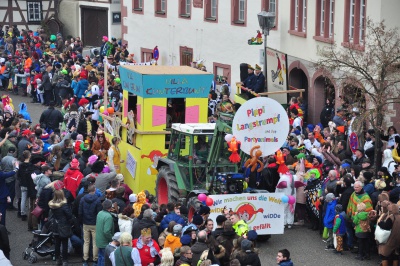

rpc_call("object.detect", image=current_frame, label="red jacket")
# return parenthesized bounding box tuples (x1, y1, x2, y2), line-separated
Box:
(63, 168, 84, 198)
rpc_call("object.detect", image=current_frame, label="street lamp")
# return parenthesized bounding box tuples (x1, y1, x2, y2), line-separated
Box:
(257, 10, 276, 91)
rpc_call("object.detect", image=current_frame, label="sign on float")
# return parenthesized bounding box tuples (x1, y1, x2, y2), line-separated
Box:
(232, 97, 290, 155)
(208, 193, 285, 234)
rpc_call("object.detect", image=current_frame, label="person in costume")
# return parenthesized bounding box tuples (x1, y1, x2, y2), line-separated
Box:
(132, 228, 161, 266)
(92, 130, 111, 161)
(108, 137, 124, 174)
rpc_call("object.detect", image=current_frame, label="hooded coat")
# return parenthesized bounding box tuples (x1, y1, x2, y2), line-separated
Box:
(48, 199, 72, 235)
(118, 213, 133, 233)
(164, 234, 182, 254)
(18, 103, 31, 121)
(132, 217, 158, 240)
(78, 193, 102, 225)
(63, 167, 84, 198)
(378, 205, 400, 257)
(159, 212, 186, 231)
(74, 78, 89, 99)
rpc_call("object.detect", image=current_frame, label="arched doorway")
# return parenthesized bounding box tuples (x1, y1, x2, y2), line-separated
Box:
(289, 68, 309, 121)
(313, 75, 335, 124)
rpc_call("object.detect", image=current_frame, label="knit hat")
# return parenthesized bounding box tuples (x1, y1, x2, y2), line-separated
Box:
(41, 131, 49, 140)
(53, 180, 64, 190)
(102, 199, 113, 210)
(198, 206, 210, 216)
(78, 98, 89, 106)
(325, 193, 335, 203)
(180, 234, 191, 245)
(241, 239, 252, 252)
(192, 215, 203, 225)
(76, 134, 83, 141)
(315, 156, 323, 164)
(129, 194, 137, 203)
(307, 124, 315, 132)
(247, 230, 258, 241)
(173, 224, 183, 235)
(116, 174, 124, 182)
(70, 158, 80, 169)
(88, 155, 98, 165)
(112, 232, 121, 241)
(335, 204, 343, 213)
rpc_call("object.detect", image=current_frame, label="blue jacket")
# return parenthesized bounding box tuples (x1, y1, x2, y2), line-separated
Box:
(79, 193, 102, 225)
(159, 212, 186, 231)
(279, 259, 294, 266)
(74, 79, 89, 99)
(323, 199, 337, 229)
(364, 182, 375, 196)
(0, 170, 17, 199)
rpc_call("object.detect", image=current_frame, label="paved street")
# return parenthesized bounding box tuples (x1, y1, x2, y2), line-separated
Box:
(6, 94, 380, 265)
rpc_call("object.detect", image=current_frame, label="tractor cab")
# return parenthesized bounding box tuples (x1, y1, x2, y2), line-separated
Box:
(156, 122, 238, 205)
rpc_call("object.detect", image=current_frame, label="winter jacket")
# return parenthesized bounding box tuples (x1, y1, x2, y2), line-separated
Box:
(0, 170, 17, 200)
(279, 259, 294, 266)
(39, 107, 63, 130)
(38, 186, 54, 219)
(17, 137, 32, 158)
(389, 185, 400, 203)
(333, 212, 347, 236)
(74, 78, 89, 99)
(158, 228, 171, 248)
(111, 196, 125, 214)
(191, 241, 211, 266)
(1, 154, 16, 183)
(235, 252, 262, 266)
(85, 169, 117, 194)
(338, 186, 354, 214)
(378, 213, 400, 257)
(17, 162, 37, 198)
(132, 218, 158, 240)
(118, 213, 133, 233)
(164, 234, 182, 254)
(79, 193, 102, 225)
(63, 168, 84, 198)
(216, 230, 238, 266)
(1, 140, 17, 159)
(353, 211, 370, 237)
(323, 199, 337, 229)
(49, 199, 73, 236)
(160, 212, 187, 231)
(33, 174, 51, 198)
(95, 210, 115, 248)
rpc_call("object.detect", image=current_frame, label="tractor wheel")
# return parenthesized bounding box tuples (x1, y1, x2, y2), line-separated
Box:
(156, 166, 179, 205)
(187, 196, 202, 222)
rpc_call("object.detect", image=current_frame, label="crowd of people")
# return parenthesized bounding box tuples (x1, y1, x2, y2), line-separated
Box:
(0, 24, 399, 266)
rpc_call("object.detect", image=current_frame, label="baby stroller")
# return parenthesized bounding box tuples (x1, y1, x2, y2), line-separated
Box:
(23, 220, 56, 264)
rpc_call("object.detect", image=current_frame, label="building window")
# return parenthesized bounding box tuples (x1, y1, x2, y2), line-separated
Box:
(213, 62, 232, 94)
(179, 0, 191, 18)
(261, 0, 278, 30)
(180, 46, 193, 66)
(27, 1, 42, 23)
(289, 0, 307, 37)
(231, 0, 246, 26)
(155, 0, 167, 17)
(343, 0, 366, 47)
(141, 48, 154, 62)
(204, 0, 218, 22)
(314, 0, 335, 43)
(133, 0, 144, 14)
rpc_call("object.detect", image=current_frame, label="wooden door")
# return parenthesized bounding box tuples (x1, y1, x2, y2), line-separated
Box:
(81, 7, 108, 47)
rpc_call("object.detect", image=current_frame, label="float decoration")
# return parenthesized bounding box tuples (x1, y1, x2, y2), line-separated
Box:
(227, 136, 241, 163)
(244, 145, 264, 172)
(127, 110, 136, 145)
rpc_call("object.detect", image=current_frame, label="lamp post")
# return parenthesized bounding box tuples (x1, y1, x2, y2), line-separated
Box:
(257, 10, 276, 92)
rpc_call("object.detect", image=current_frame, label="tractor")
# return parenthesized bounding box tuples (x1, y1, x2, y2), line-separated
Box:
(155, 113, 241, 219)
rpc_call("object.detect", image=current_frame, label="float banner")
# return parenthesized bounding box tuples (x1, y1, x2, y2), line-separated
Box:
(119, 65, 213, 98)
(208, 193, 285, 234)
(232, 97, 290, 155)
(266, 47, 289, 104)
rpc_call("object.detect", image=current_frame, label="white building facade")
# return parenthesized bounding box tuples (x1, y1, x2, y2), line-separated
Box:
(121, 0, 400, 126)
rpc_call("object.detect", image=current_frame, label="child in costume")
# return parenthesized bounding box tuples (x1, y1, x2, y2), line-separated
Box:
(353, 202, 371, 260)
(323, 193, 337, 250)
(332, 204, 346, 255)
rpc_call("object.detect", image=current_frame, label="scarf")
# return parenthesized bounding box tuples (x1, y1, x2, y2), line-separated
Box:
(136, 236, 158, 258)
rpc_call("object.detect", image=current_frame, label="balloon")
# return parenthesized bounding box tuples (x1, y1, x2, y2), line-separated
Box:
(281, 195, 289, 203)
(225, 134, 233, 142)
(288, 195, 296, 204)
(107, 107, 114, 114)
(205, 197, 214, 207)
(198, 193, 207, 202)
(99, 106, 105, 113)
(103, 111, 109, 116)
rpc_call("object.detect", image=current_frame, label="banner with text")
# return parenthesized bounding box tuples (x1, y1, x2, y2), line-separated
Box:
(208, 193, 285, 234)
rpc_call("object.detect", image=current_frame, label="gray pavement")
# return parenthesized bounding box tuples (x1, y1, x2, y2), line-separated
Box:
(6, 94, 379, 265)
